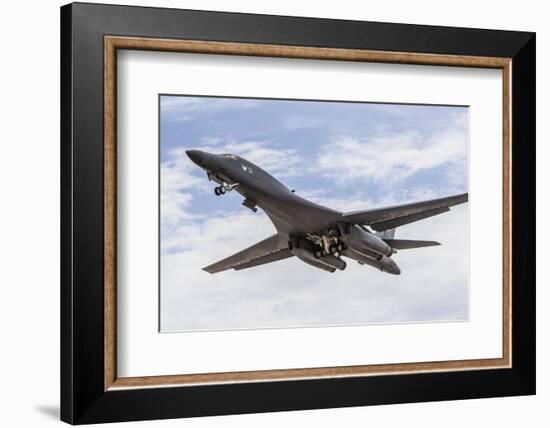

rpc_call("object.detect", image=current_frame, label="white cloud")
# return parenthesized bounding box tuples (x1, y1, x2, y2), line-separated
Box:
(159, 141, 302, 253)
(299, 185, 444, 214)
(160, 140, 469, 331)
(160, 96, 259, 120)
(196, 139, 303, 178)
(160, 203, 468, 331)
(160, 147, 209, 233)
(300, 191, 398, 213)
(315, 127, 467, 186)
(160, 96, 203, 112)
(158, 101, 469, 332)
(225, 141, 302, 177)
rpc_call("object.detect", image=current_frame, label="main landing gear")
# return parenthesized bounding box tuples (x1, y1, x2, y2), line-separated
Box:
(214, 186, 226, 196)
(329, 243, 345, 258)
(314, 243, 345, 259)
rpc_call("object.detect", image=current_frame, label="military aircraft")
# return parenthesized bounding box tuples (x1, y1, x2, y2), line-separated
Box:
(186, 150, 468, 275)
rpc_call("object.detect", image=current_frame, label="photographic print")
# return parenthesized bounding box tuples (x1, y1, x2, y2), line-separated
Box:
(62, 7, 534, 422)
(159, 95, 469, 332)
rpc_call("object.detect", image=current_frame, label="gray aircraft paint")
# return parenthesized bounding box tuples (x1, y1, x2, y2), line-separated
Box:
(186, 149, 468, 276)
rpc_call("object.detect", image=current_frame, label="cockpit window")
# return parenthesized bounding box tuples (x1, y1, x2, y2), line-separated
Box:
(223, 154, 238, 160)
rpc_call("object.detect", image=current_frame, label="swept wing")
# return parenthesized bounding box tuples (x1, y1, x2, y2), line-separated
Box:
(203, 234, 292, 274)
(342, 193, 468, 232)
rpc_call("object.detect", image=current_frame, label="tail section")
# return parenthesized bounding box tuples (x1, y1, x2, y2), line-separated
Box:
(376, 228, 395, 240)
(375, 228, 440, 250)
(383, 239, 440, 250)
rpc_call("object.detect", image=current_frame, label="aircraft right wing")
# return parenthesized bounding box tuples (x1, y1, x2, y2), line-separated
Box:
(203, 234, 292, 274)
(341, 193, 468, 232)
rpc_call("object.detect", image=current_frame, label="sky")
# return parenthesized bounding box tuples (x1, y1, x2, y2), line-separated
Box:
(159, 95, 469, 332)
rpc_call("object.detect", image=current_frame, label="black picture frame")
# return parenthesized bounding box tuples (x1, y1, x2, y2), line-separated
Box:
(61, 2, 535, 424)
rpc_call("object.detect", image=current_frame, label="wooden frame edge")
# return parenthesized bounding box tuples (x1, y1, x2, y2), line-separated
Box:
(110, 357, 508, 390)
(103, 35, 512, 391)
(105, 36, 510, 68)
(104, 36, 117, 390)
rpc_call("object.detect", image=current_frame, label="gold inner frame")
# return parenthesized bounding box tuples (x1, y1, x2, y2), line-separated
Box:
(104, 36, 512, 391)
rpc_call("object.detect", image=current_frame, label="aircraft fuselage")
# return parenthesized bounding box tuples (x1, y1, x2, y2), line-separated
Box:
(186, 149, 401, 274)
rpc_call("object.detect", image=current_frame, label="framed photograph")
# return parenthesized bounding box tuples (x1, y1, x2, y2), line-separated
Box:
(60, 2, 535, 424)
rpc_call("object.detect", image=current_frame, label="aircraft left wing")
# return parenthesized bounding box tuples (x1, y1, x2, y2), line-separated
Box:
(203, 234, 292, 274)
(341, 193, 468, 232)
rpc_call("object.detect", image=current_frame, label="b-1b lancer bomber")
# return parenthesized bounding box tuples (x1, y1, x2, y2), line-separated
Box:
(186, 150, 468, 275)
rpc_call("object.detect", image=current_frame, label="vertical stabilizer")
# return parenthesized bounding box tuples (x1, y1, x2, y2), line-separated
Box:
(376, 228, 395, 240)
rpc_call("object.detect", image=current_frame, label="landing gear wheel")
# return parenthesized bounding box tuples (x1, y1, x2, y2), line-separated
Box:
(329, 245, 338, 255)
(314, 250, 322, 259)
(214, 187, 220, 196)
(220, 186, 227, 194)
(337, 243, 344, 252)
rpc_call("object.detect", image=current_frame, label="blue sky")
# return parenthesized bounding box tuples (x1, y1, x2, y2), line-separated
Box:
(159, 95, 469, 331)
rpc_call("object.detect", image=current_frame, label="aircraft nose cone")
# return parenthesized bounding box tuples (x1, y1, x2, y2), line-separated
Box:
(186, 150, 205, 166)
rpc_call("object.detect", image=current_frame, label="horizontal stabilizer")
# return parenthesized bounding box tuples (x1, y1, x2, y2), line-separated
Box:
(383, 239, 441, 250)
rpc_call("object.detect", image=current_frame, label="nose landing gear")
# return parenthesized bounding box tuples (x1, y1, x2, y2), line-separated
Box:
(214, 186, 226, 196)
(214, 182, 239, 196)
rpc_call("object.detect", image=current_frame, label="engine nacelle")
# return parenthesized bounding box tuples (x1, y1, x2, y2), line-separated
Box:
(340, 224, 393, 257)
(343, 248, 401, 275)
